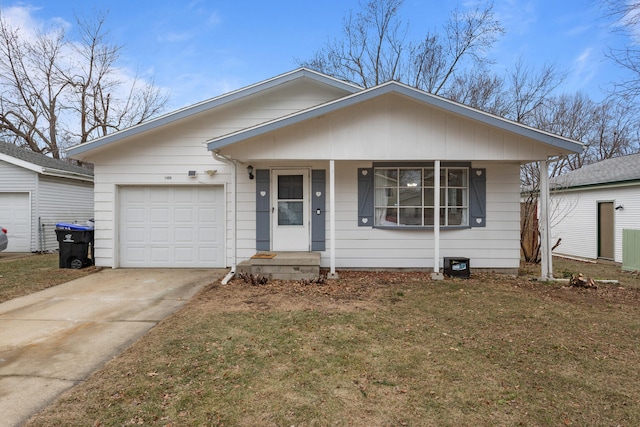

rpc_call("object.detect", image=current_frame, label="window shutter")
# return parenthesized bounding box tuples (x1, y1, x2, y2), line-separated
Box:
(358, 168, 374, 226)
(256, 169, 270, 250)
(469, 168, 486, 227)
(311, 170, 326, 251)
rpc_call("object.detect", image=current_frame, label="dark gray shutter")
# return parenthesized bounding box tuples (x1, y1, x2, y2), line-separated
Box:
(469, 168, 486, 227)
(256, 169, 270, 250)
(311, 170, 326, 251)
(358, 168, 374, 226)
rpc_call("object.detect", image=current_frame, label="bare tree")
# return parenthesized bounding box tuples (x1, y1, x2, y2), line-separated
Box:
(299, 0, 504, 94)
(0, 10, 168, 158)
(301, 0, 408, 88)
(601, 1, 640, 99)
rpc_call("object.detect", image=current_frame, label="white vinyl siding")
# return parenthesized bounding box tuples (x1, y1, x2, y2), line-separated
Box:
(37, 176, 94, 252)
(551, 184, 640, 263)
(221, 93, 562, 162)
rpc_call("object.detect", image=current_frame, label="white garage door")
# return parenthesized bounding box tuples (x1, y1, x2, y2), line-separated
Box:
(0, 192, 31, 252)
(119, 186, 225, 268)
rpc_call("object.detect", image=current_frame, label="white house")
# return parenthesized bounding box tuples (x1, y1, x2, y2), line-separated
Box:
(550, 153, 640, 263)
(66, 68, 582, 275)
(0, 141, 94, 252)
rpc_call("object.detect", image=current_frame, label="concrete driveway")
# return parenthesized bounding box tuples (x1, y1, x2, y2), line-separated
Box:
(0, 268, 227, 427)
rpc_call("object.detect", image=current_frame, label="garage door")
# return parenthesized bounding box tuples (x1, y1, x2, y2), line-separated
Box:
(119, 186, 225, 267)
(0, 192, 30, 252)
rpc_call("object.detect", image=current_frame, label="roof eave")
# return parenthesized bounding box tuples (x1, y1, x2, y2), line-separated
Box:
(41, 168, 94, 182)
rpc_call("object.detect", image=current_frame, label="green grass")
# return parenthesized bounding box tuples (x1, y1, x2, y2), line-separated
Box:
(24, 266, 640, 427)
(0, 253, 96, 303)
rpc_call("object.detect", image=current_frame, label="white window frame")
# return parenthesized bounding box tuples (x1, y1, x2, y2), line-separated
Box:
(373, 166, 469, 228)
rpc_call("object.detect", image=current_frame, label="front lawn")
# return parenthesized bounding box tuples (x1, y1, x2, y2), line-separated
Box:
(24, 263, 640, 426)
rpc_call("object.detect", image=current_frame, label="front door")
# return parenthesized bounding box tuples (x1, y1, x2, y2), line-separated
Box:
(598, 201, 614, 260)
(272, 169, 310, 251)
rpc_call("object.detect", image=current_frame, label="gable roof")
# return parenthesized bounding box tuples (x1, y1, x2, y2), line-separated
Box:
(551, 153, 640, 189)
(66, 68, 361, 158)
(207, 80, 583, 155)
(0, 141, 93, 182)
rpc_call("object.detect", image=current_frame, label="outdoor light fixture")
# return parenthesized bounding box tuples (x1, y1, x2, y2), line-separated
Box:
(188, 170, 197, 177)
(615, 204, 624, 211)
(247, 165, 254, 180)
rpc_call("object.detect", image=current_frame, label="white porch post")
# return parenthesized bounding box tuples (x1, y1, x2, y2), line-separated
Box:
(539, 159, 553, 280)
(328, 159, 339, 279)
(432, 160, 443, 280)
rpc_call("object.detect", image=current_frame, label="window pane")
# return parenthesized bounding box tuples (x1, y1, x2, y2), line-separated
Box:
(423, 208, 435, 225)
(448, 188, 467, 207)
(375, 168, 397, 187)
(448, 169, 467, 187)
(424, 188, 434, 206)
(448, 208, 464, 226)
(377, 207, 397, 225)
(400, 169, 421, 187)
(376, 188, 397, 207)
(423, 168, 435, 186)
(278, 175, 303, 199)
(399, 208, 422, 225)
(278, 201, 303, 225)
(399, 188, 421, 206)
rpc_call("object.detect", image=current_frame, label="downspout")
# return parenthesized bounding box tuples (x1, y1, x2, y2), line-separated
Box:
(213, 151, 237, 284)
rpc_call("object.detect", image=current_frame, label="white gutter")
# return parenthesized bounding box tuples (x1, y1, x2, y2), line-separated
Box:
(213, 151, 237, 284)
(41, 168, 94, 182)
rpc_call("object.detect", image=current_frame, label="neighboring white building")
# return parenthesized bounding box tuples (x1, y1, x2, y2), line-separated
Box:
(0, 141, 94, 252)
(66, 68, 582, 273)
(550, 153, 640, 263)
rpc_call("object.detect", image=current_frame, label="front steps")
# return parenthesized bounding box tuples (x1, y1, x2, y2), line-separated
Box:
(237, 252, 321, 280)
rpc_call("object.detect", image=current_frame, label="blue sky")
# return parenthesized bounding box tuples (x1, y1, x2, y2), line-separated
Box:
(0, 0, 631, 111)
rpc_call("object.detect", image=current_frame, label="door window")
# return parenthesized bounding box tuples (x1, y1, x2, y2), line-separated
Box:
(277, 175, 304, 226)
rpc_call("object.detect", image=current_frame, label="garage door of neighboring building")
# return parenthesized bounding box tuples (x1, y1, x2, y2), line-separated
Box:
(118, 186, 225, 268)
(0, 192, 30, 252)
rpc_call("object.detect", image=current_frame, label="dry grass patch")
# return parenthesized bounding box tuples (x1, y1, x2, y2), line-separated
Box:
(25, 266, 640, 427)
(0, 253, 97, 303)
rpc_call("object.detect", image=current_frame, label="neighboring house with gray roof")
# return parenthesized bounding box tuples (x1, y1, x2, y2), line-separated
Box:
(550, 153, 640, 263)
(0, 141, 94, 252)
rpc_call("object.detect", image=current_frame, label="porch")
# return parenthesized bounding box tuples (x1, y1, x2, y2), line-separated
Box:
(237, 252, 321, 280)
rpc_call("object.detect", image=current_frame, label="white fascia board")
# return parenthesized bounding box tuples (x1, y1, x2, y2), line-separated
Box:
(0, 152, 42, 173)
(207, 81, 584, 155)
(66, 68, 362, 159)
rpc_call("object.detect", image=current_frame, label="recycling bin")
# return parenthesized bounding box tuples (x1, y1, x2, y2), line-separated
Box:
(55, 222, 94, 269)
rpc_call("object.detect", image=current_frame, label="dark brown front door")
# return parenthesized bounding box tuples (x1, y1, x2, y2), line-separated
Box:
(598, 201, 614, 260)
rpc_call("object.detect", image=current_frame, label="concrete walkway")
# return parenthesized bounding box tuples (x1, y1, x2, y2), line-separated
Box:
(0, 268, 227, 427)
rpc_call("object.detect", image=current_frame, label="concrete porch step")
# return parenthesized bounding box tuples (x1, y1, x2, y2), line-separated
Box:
(237, 252, 321, 280)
